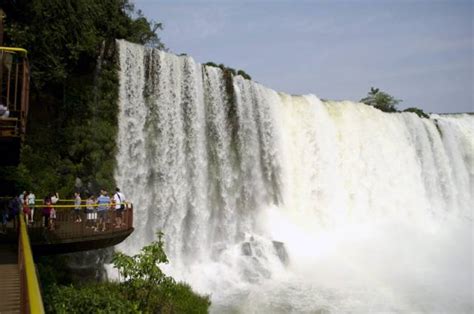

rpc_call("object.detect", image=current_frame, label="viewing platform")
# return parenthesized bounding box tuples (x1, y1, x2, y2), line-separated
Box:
(1, 200, 134, 255)
(0, 199, 134, 312)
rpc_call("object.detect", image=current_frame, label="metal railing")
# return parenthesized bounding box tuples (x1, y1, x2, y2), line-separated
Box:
(18, 211, 45, 314)
(26, 203, 134, 241)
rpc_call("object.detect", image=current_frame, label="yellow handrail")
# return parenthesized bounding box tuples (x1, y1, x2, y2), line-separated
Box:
(0, 46, 28, 55)
(19, 211, 45, 314)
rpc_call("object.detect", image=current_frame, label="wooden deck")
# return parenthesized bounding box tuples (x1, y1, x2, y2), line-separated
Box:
(0, 207, 134, 255)
(0, 245, 20, 313)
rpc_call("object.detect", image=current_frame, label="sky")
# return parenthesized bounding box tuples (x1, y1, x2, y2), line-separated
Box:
(133, 0, 473, 113)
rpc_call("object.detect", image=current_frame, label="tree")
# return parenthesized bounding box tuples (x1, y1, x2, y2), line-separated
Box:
(2, 0, 165, 196)
(360, 87, 401, 113)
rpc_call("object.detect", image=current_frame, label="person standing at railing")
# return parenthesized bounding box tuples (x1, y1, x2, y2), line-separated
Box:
(51, 192, 59, 205)
(49, 193, 58, 230)
(22, 191, 31, 226)
(85, 195, 96, 229)
(74, 192, 82, 223)
(27, 191, 35, 223)
(8, 195, 21, 230)
(96, 189, 110, 232)
(113, 187, 126, 228)
(42, 196, 52, 230)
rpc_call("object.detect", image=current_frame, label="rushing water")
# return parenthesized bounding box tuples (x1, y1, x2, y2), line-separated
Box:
(114, 40, 473, 313)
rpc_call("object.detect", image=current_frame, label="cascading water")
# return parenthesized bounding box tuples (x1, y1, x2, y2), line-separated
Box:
(114, 40, 473, 313)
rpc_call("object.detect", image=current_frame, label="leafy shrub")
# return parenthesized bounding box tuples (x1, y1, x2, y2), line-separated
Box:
(204, 62, 252, 80)
(113, 232, 211, 313)
(237, 70, 251, 80)
(44, 283, 139, 314)
(40, 233, 211, 313)
(360, 87, 401, 113)
(403, 107, 430, 119)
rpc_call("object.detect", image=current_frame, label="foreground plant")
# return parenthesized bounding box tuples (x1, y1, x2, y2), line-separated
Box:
(42, 232, 210, 313)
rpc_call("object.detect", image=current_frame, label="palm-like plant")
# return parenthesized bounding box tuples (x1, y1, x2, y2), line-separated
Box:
(360, 87, 401, 113)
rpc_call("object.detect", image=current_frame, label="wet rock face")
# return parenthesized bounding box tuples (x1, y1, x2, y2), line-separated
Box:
(241, 240, 289, 267)
(241, 242, 252, 256)
(272, 241, 289, 266)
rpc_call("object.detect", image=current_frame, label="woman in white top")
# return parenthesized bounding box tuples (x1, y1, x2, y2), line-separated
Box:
(113, 187, 125, 228)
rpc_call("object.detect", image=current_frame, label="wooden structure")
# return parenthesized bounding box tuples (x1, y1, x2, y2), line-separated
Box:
(28, 204, 134, 255)
(0, 202, 134, 312)
(1, 202, 134, 255)
(0, 211, 44, 314)
(0, 46, 30, 166)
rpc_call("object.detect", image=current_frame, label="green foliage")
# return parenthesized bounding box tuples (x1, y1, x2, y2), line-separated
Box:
(112, 231, 210, 313)
(204, 62, 218, 67)
(204, 62, 252, 80)
(36, 255, 74, 288)
(44, 282, 140, 314)
(360, 87, 401, 113)
(113, 231, 171, 290)
(237, 70, 252, 80)
(403, 107, 430, 119)
(5, 0, 164, 88)
(2, 1, 165, 196)
(39, 233, 211, 313)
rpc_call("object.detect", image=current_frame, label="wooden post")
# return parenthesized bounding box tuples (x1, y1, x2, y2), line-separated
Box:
(0, 8, 4, 46)
(0, 8, 4, 104)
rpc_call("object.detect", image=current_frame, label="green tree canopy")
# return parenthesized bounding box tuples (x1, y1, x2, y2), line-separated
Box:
(1, 0, 165, 197)
(360, 87, 401, 113)
(4, 0, 164, 89)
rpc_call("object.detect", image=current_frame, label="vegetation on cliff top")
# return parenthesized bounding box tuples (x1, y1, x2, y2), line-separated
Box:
(204, 62, 252, 80)
(360, 87, 429, 118)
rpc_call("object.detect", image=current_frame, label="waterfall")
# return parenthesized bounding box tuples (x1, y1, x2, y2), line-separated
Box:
(115, 40, 473, 313)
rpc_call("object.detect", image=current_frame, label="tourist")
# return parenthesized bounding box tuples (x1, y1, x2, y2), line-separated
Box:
(23, 192, 31, 225)
(50, 204, 56, 230)
(27, 191, 36, 224)
(0, 103, 9, 118)
(51, 192, 59, 205)
(96, 189, 110, 232)
(74, 192, 82, 223)
(113, 187, 126, 228)
(85, 195, 96, 229)
(8, 195, 21, 229)
(42, 196, 52, 230)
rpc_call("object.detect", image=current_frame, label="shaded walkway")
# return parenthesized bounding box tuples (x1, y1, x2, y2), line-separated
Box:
(0, 245, 20, 313)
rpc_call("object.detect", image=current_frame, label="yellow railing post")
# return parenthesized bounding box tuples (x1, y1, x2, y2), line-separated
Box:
(18, 211, 45, 313)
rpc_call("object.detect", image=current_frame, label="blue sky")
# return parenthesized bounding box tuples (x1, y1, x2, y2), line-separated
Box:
(133, 0, 473, 113)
